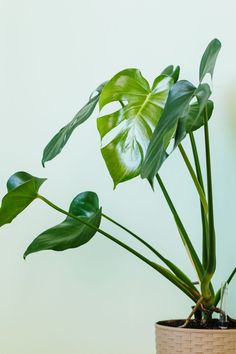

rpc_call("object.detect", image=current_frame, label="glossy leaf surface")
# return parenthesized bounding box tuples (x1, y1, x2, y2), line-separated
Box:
(199, 39, 221, 82)
(174, 100, 214, 148)
(24, 192, 102, 258)
(141, 80, 214, 181)
(42, 82, 106, 166)
(141, 80, 196, 180)
(97, 68, 175, 186)
(0, 172, 46, 227)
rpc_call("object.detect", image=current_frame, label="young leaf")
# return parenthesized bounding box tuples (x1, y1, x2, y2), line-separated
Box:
(199, 38, 221, 82)
(174, 100, 214, 148)
(0, 172, 46, 227)
(97, 68, 175, 187)
(174, 83, 213, 148)
(42, 82, 107, 166)
(161, 65, 180, 83)
(24, 192, 102, 258)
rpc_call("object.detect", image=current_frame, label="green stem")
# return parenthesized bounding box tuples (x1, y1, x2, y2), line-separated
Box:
(178, 143, 208, 216)
(156, 174, 203, 281)
(37, 194, 199, 302)
(189, 132, 209, 269)
(214, 268, 236, 306)
(102, 213, 196, 289)
(189, 133, 215, 300)
(201, 107, 216, 300)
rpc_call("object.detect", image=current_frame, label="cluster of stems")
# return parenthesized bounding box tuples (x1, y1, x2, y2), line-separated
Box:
(37, 107, 229, 319)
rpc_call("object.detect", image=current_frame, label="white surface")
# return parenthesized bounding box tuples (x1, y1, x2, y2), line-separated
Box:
(1, 1, 236, 353)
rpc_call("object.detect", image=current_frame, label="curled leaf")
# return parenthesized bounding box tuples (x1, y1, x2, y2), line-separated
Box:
(24, 191, 102, 258)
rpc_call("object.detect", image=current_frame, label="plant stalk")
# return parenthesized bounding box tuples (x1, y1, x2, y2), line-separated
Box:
(37, 194, 200, 302)
(189, 132, 209, 269)
(201, 107, 216, 300)
(156, 174, 203, 281)
(102, 213, 195, 288)
(178, 143, 208, 216)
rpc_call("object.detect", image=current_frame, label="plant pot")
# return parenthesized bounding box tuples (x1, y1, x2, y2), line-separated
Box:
(155, 321, 236, 354)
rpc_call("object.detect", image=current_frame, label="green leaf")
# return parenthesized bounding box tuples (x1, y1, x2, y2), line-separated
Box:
(141, 79, 214, 182)
(42, 82, 107, 166)
(97, 68, 175, 187)
(199, 38, 221, 82)
(24, 191, 102, 258)
(141, 80, 196, 181)
(174, 100, 214, 148)
(0, 172, 46, 227)
(161, 65, 180, 83)
(173, 83, 213, 148)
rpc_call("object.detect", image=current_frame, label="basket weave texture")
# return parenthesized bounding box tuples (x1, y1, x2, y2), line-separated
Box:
(156, 323, 236, 354)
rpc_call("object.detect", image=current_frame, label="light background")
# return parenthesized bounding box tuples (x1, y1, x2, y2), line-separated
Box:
(1, 1, 236, 353)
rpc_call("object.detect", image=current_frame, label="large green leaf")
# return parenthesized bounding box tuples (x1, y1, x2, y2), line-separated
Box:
(24, 191, 102, 258)
(141, 80, 196, 180)
(199, 39, 221, 82)
(42, 82, 107, 166)
(141, 80, 214, 181)
(97, 68, 176, 187)
(0, 172, 46, 227)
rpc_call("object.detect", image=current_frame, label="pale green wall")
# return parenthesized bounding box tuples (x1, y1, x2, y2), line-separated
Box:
(1, 1, 236, 353)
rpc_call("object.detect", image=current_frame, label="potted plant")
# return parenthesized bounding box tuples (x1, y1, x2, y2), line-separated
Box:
(0, 39, 236, 354)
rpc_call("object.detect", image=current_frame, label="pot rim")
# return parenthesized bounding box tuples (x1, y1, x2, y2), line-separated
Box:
(156, 321, 236, 334)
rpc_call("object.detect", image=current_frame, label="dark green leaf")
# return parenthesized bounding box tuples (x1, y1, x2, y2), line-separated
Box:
(141, 80, 196, 181)
(0, 172, 46, 227)
(24, 191, 102, 258)
(97, 68, 174, 187)
(42, 82, 107, 166)
(174, 100, 214, 148)
(199, 39, 221, 82)
(174, 83, 212, 147)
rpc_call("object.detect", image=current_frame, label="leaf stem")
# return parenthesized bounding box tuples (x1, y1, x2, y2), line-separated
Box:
(178, 143, 208, 216)
(102, 213, 196, 288)
(156, 174, 203, 281)
(201, 107, 216, 300)
(189, 132, 209, 269)
(37, 194, 200, 302)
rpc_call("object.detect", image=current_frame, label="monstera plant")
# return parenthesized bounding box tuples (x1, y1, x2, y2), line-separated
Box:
(1, 39, 236, 353)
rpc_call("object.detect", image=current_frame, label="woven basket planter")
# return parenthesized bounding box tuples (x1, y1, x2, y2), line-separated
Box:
(155, 322, 236, 354)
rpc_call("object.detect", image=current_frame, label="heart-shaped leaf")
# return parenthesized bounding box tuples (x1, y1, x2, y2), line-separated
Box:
(199, 38, 221, 82)
(0, 172, 46, 227)
(42, 82, 107, 166)
(24, 191, 102, 258)
(97, 68, 176, 187)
